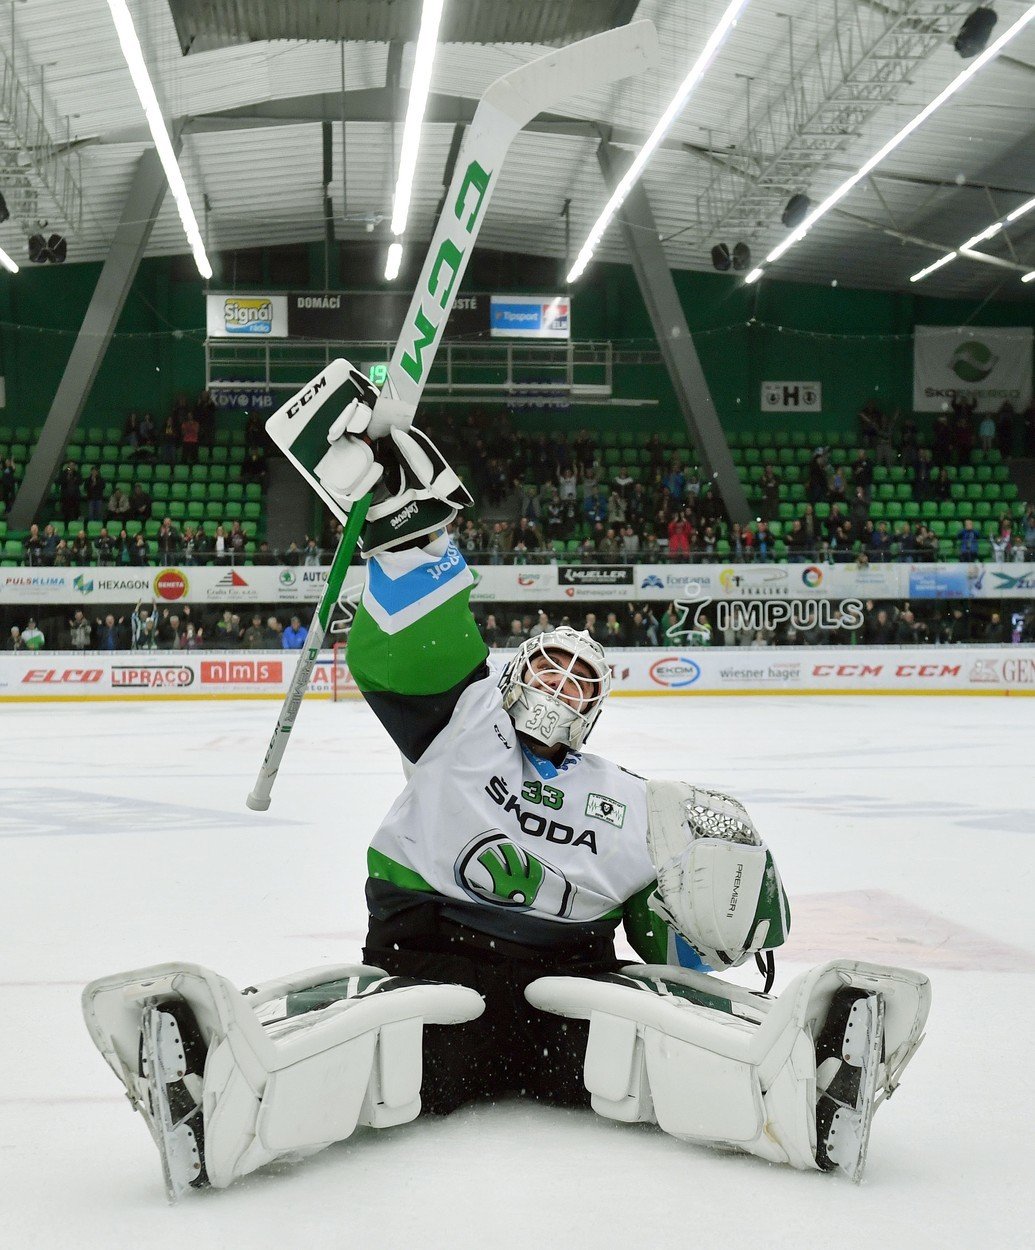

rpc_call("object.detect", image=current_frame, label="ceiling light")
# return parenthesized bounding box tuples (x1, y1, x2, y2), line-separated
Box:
(567, 0, 751, 283)
(745, 3, 1035, 286)
(389, 0, 446, 238)
(106, 0, 212, 279)
(954, 7, 998, 58)
(1022, 270, 1035, 283)
(909, 252, 958, 283)
(385, 242, 403, 282)
(0, 247, 17, 274)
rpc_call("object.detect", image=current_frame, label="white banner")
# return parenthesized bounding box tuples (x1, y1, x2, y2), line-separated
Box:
(760, 381, 821, 412)
(2, 562, 1035, 605)
(3, 647, 1034, 701)
(206, 293, 288, 338)
(489, 294, 570, 339)
(913, 325, 1032, 412)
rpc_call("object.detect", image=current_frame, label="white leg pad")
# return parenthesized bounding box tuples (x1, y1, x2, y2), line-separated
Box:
(83, 962, 484, 1189)
(526, 959, 930, 1173)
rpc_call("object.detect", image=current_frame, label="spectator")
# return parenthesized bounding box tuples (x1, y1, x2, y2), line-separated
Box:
(864, 608, 895, 646)
(264, 616, 284, 647)
(240, 446, 268, 486)
(94, 526, 116, 566)
(620, 524, 639, 561)
(302, 537, 321, 566)
(136, 619, 159, 650)
(212, 524, 230, 565)
(978, 411, 996, 452)
(180, 411, 200, 464)
(214, 609, 241, 648)
(857, 399, 882, 447)
(827, 463, 848, 505)
(70, 529, 91, 564)
(1024, 401, 1035, 456)
(606, 488, 626, 527)
(913, 448, 933, 501)
(193, 390, 217, 449)
(930, 466, 951, 502)
(138, 412, 157, 458)
(130, 534, 150, 566)
(958, 518, 980, 561)
(228, 520, 247, 562)
(52, 539, 72, 567)
(931, 414, 953, 466)
(759, 464, 781, 520)
(943, 606, 970, 644)
(123, 412, 142, 449)
(156, 517, 180, 560)
(68, 609, 92, 649)
(95, 614, 125, 650)
(130, 601, 158, 648)
(129, 483, 152, 523)
(596, 527, 621, 562)
(807, 447, 829, 504)
(582, 612, 602, 644)
(755, 519, 776, 561)
(667, 511, 692, 559)
(181, 622, 203, 649)
(611, 465, 634, 503)
(785, 519, 808, 562)
(37, 523, 58, 565)
(282, 615, 307, 649)
(983, 611, 1011, 644)
(528, 610, 553, 639)
(850, 449, 873, 499)
(504, 618, 526, 648)
(193, 523, 212, 565)
(6, 625, 26, 649)
(480, 614, 503, 648)
(662, 459, 686, 503)
(106, 486, 131, 524)
(254, 540, 276, 565)
(602, 612, 625, 646)
(582, 490, 606, 526)
(869, 521, 892, 563)
(58, 461, 83, 524)
(159, 416, 179, 465)
(0, 456, 16, 510)
(22, 618, 45, 650)
(158, 612, 182, 649)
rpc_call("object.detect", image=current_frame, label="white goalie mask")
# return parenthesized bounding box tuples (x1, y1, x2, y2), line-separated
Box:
(500, 627, 612, 752)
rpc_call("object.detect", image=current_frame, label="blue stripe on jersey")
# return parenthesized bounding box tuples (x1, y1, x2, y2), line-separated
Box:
(366, 542, 467, 617)
(674, 932, 712, 972)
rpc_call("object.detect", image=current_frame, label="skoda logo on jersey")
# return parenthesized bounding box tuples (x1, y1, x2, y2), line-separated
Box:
(455, 832, 575, 917)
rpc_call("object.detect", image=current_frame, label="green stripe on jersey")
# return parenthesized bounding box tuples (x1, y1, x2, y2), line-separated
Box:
(367, 847, 435, 893)
(348, 593, 487, 695)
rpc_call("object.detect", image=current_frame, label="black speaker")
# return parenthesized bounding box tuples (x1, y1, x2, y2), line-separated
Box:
(28, 234, 47, 263)
(781, 194, 811, 229)
(47, 233, 67, 263)
(954, 7, 997, 58)
(27, 233, 67, 263)
(711, 242, 732, 271)
(732, 241, 752, 271)
(0, 193, 9, 225)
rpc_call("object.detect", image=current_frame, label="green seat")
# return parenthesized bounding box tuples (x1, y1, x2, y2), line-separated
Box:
(938, 501, 956, 519)
(152, 482, 170, 503)
(788, 483, 805, 503)
(938, 539, 955, 560)
(83, 444, 102, 463)
(244, 483, 262, 501)
(10, 443, 27, 460)
(894, 484, 911, 501)
(778, 502, 794, 521)
(965, 483, 983, 502)
(211, 447, 229, 465)
(87, 427, 105, 445)
(872, 466, 889, 484)
(889, 467, 906, 483)
(188, 483, 207, 502)
(186, 502, 205, 521)
(930, 520, 947, 538)
(921, 500, 938, 519)
(760, 447, 777, 463)
(993, 464, 1010, 483)
(243, 501, 262, 522)
(191, 464, 210, 483)
(102, 444, 120, 461)
(877, 484, 895, 502)
(814, 502, 830, 519)
(125, 520, 142, 537)
(167, 501, 186, 522)
(3, 539, 21, 559)
(743, 448, 761, 467)
(958, 465, 975, 483)
(154, 464, 172, 482)
(783, 464, 800, 483)
(135, 464, 153, 483)
(1001, 483, 1019, 502)
(983, 483, 1001, 503)
(170, 482, 188, 502)
(86, 521, 103, 539)
(903, 501, 920, 519)
(225, 483, 244, 503)
(950, 483, 966, 501)
(604, 448, 621, 466)
(173, 464, 191, 482)
(777, 448, 796, 467)
(145, 520, 161, 538)
(975, 465, 992, 483)
(943, 465, 958, 481)
(973, 501, 992, 520)
(229, 447, 246, 464)
(205, 501, 224, 522)
(885, 502, 903, 521)
(209, 464, 228, 484)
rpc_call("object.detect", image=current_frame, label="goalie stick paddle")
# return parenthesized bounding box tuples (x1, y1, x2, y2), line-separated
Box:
(248, 19, 659, 810)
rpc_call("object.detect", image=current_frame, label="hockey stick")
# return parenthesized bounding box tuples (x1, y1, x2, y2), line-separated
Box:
(247, 18, 659, 810)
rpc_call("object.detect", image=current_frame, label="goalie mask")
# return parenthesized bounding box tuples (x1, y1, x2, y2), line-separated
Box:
(500, 627, 611, 752)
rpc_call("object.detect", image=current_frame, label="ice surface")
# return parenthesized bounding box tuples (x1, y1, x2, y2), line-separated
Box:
(2, 693, 1033, 1248)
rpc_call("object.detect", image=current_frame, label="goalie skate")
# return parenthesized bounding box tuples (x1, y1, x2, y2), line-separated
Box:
(815, 989, 886, 1183)
(138, 1001, 208, 1202)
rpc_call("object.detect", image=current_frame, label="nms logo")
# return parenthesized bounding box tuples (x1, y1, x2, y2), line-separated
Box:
(224, 298, 274, 335)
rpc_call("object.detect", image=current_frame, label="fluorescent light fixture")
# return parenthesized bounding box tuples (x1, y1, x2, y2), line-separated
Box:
(385, 242, 403, 281)
(909, 252, 957, 283)
(567, 0, 751, 283)
(1022, 270, 1035, 283)
(0, 247, 18, 274)
(107, 0, 212, 280)
(1006, 195, 1035, 223)
(746, 2, 1035, 286)
(389, 0, 446, 237)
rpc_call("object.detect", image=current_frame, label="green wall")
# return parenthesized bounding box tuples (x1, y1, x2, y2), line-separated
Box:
(1, 241, 1032, 440)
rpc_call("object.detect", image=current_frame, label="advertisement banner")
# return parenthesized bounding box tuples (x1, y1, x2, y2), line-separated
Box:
(913, 325, 1033, 412)
(4, 647, 1034, 701)
(210, 384, 275, 413)
(490, 295, 570, 339)
(760, 381, 822, 412)
(287, 292, 347, 340)
(4, 561, 1034, 606)
(206, 294, 288, 338)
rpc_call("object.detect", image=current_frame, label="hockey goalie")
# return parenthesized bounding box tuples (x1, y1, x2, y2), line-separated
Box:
(83, 365, 931, 1200)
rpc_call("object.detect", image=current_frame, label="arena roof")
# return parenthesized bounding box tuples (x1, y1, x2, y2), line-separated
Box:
(1, 0, 1034, 301)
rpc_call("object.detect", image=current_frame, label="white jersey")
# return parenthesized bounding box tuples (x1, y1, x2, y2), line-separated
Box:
(370, 674, 655, 927)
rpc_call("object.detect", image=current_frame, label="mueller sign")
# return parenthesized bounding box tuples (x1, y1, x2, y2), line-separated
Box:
(558, 565, 634, 586)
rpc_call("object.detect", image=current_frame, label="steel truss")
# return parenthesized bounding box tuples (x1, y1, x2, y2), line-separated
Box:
(686, 0, 971, 248)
